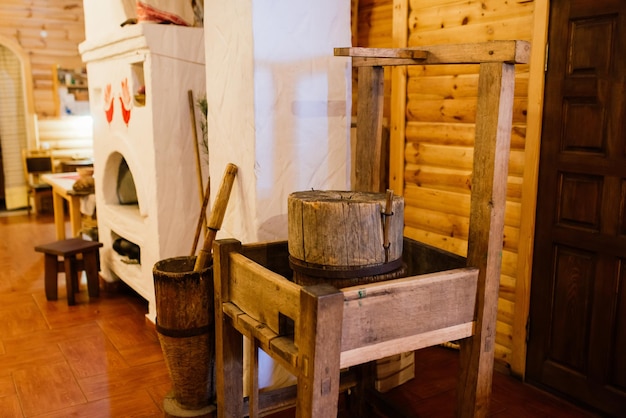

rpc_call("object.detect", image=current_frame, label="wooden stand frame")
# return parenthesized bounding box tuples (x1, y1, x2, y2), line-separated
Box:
(214, 239, 478, 418)
(214, 40, 530, 418)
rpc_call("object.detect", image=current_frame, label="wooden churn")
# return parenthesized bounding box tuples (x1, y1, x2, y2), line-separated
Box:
(153, 256, 215, 418)
(288, 190, 405, 288)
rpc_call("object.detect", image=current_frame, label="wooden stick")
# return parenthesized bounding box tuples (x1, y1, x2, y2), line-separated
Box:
(190, 176, 211, 256)
(188, 90, 207, 233)
(189, 90, 204, 198)
(194, 163, 238, 271)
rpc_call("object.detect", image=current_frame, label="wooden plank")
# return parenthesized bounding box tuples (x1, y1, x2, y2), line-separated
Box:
(268, 337, 299, 374)
(404, 206, 471, 241)
(403, 185, 522, 228)
(340, 322, 474, 369)
(409, 15, 534, 47)
(402, 236, 466, 275)
(224, 306, 299, 375)
(375, 351, 415, 392)
(245, 372, 359, 417)
(408, 62, 481, 77)
(406, 171, 508, 202)
(404, 225, 469, 257)
(406, 97, 528, 124)
(407, 73, 529, 99)
(405, 165, 473, 194)
(357, 0, 393, 48)
(404, 142, 525, 176)
(336, 46, 428, 60)
(389, 0, 409, 195)
(511, 0, 550, 379)
(408, 0, 533, 33)
(498, 274, 518, 305)
(340, 268, 478, 353)
(351, 0, 359, 46)
(252, 385, 298, 417)
(335, 41, 530, 66)
(355, 65, 385, 192)
(0, 7, 84, 22)
(409, 0, 482, 9)
(457, 62, 516, 418)
(224, 301, 300, 378)
(405, 121, 527, 150)
(241, 241, 293, 279)
(228, 252, 300, 334)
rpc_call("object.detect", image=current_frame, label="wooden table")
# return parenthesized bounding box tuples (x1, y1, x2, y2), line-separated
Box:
(60, 159, 93, 172)
(41, 172, 91, 240)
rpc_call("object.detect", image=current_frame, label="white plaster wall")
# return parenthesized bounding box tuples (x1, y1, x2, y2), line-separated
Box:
(82, 0, 136, 41)
(204, 0, 352, 244)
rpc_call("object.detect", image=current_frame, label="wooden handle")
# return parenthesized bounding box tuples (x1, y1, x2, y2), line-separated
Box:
(190, 176, 211, 256)
(383, 189, 394, 263)
(194, 163, 238, 271)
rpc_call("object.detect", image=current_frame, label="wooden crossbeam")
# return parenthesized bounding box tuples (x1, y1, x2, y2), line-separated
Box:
(334, 40, 530, 66)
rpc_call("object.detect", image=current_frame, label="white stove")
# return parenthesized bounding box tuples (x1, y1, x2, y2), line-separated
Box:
(80, 23, 207, 321)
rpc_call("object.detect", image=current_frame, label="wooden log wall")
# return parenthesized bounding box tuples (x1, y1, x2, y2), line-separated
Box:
(356, 0, 542, 376)
(0, 0, 86, 118)
(354, 0, 393, 117)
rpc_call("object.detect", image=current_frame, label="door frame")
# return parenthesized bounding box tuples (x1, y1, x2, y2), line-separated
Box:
(0, 35, 37, 209)
(0, 35, 36, 148)
(510, 0, 550, 378)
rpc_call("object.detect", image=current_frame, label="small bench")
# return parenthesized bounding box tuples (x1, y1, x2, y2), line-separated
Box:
(34, 238, 103, 306)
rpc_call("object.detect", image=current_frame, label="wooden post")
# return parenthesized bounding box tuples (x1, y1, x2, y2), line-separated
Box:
(247, 338, 260, 418)
(355, 65, 385, 192)
(389, 0, 409, 195)
(456, 62, 515, 418)
(297, 284, 344, 418)
(213, 239, 244, 418)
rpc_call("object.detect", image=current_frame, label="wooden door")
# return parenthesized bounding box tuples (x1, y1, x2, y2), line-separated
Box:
(526, 0, 626, 415)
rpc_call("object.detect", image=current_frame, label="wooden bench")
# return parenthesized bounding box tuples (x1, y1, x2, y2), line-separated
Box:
(34, 238, 103, 306)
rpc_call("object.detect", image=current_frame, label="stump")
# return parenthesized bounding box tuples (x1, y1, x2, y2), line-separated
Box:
(288, 190, 405, 288)
(288, 190, 412, 395)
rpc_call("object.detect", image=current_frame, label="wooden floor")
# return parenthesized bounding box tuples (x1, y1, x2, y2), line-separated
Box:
(0, 209, 601, 417)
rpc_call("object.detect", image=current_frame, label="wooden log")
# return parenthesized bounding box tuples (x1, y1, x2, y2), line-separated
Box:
(288, 190, 404, 267)
(288, 190, 405, 288)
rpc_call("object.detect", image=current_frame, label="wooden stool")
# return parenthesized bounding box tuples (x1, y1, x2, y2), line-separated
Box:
(34, 238, 103, 306)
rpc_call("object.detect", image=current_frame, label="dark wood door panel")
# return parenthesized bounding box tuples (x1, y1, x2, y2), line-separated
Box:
(528, 0, 626, 415)
(531, 250, 626, 416)
(548, 245, 595, 373)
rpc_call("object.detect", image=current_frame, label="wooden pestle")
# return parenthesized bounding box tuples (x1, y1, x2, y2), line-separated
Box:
(194, 163, 238, 271)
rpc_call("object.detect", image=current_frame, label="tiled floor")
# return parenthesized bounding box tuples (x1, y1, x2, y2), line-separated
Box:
(0, 209, 601, 417)
(0, 211, 171, 417)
